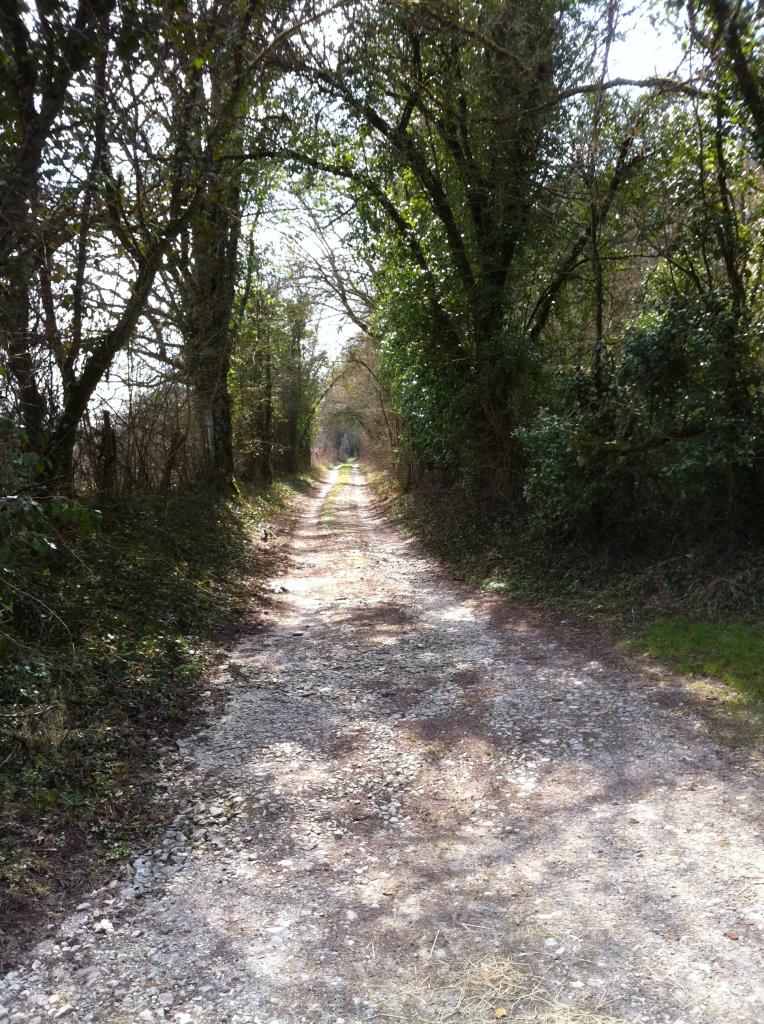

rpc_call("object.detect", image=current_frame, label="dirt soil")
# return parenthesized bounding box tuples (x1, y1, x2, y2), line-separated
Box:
(1, 466, 762, 1024)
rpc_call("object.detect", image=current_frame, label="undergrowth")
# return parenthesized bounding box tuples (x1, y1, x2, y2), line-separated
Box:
(0, 474, 312, 953)
(372, 470, 764, 707)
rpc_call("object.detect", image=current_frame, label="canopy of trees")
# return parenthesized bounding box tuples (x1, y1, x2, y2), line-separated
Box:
(2, 0, 763, 551)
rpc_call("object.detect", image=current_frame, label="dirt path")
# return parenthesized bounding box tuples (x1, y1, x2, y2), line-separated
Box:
(2, 466, 763, 1024)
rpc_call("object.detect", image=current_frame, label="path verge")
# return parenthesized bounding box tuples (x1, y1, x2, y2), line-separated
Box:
(0, 474, 315, 967)
(369, 469, 764, 732)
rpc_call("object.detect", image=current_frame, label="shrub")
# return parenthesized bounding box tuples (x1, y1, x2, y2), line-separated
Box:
(518, 300, 764, 550)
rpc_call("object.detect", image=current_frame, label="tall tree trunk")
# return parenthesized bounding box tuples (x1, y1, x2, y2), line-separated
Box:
(260, 343, 274, 484)
(3, 276, 48, 457)
(184, 177, 242, 490)
(284, 317, 303, 474)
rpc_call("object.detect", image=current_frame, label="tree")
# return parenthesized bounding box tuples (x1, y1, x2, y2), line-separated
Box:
(689, 0, 764, 161)
(231, 264, 326, 480)
(1, 3, 210, 487)
(0, 0, 323, 491)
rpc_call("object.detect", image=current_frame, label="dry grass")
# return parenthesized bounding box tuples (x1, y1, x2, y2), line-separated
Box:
(384, 955, 629, 1024)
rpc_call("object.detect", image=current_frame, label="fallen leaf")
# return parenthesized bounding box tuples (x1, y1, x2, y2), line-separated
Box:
(495, 1009, 508, 1019)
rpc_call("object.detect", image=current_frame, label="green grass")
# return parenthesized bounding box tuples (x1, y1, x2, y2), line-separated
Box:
(638, 617, 764, 700)
(334, 462, 354, 486)
(0, 473, 312, 950)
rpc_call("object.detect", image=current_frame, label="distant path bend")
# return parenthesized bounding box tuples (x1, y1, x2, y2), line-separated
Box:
(2, 465, 762, 1024)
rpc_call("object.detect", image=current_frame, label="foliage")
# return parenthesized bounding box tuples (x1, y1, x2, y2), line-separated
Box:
(0, 1, 310, 489)
(230, 267, 327, 481)
(519, 298, 764, 546)
(0, 418, 95, 617)
(299, 1, 764, 558)
(315, 336, 398, 468)
(284, 0, 580, 483)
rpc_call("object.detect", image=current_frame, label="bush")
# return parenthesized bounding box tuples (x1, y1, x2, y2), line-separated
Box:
(0, 418, 96, 621)
(518, 300, 764, 550)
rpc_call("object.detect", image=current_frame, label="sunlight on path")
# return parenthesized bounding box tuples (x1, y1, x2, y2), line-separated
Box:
(1, 467, 762, 1024)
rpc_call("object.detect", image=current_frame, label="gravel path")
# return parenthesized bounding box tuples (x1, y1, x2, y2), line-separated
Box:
(2, 466, 763, 1024)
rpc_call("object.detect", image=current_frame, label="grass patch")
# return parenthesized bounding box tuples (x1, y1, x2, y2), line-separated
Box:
(637, 617, 764, 700)
(0, 472, 312, 958)
(321, 462, 355, 524)
(389, 953, 629, 1023)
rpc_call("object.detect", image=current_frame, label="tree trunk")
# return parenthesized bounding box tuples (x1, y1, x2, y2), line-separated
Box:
(260, 344, 274, 484)
(96, 410, 118, 494)
(196, 380, 235, 489)
(3, 276, 48, 457)
(184, 177, 242, 490)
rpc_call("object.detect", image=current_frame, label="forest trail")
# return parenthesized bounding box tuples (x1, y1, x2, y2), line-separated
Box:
(2, 466, 763, 1024)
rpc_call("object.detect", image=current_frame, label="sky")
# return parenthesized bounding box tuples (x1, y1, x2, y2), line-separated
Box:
(610, 4, 685, 80)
